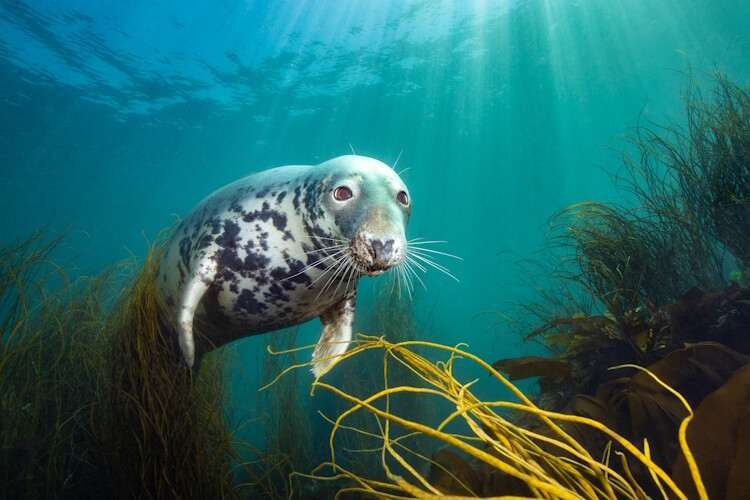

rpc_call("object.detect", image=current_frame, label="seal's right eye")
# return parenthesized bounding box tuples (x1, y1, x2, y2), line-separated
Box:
(333, 186, 353, 201)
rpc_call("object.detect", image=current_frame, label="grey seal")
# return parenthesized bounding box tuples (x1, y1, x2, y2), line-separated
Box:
(156, 155, 412, 376)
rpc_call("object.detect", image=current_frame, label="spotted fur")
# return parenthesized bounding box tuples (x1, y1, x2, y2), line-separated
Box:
(157, 155, 411, 376)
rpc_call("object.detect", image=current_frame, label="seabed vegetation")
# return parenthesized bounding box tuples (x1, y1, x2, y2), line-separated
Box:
(1, 69, 748, 498)
(0, 227, 242, 498)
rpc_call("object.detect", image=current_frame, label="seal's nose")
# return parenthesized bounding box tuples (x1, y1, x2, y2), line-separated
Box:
(371, 239, 394, 265)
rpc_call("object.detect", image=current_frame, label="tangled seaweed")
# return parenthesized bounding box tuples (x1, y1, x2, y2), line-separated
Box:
(92, 227, 242, 498)
(1, 229, 112, 495)
(0, 228, 248, 498)
(551, 69, 748, 315)
(495, 70, 750, 497)
(248, 278, 431, 498)
(260, 335, 706, 499)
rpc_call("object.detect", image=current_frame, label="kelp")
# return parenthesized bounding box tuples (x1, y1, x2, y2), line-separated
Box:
(263, 335, 708, 499)
(673, 364, 750, 499)
(546, 69, 750, 319)
(0, 228, 250, 498)
(497, 282, 750, 403)
(1, 228, 114, 496)
(489, 69, 750, 498)
(243, 326, 318, 498)
(92, 227, 242, 498)
(499, 70, 750, 390)
(249, 277, 430, 498)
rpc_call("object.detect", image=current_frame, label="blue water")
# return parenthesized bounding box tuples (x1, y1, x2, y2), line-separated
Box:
(2, 0, 750, 454)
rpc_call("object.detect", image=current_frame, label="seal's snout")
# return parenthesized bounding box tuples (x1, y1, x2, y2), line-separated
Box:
(351, 232, 404, 275)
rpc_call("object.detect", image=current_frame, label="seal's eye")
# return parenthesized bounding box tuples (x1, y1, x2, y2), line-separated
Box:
(396, 190, 409, 205)
(333, 186, 353, 201)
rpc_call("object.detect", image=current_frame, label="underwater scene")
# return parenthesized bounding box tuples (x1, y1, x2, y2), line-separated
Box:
(2, 0, 750, 498)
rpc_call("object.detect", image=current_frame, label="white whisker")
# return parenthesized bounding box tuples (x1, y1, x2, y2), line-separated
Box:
(409, 247, 463, 260)
(319, 257, 349, 298)
(403, 260, 427, 291)
(330, 258, 354, 299)
(392, 149, 403, 171)
(404, 255, 427, 273)
(396, 266, 411, 300)
(283, 244, 346, 262)
(407, 238, 446, 245)
(404, 266, 414, 298)
(399, 264, 413, 299)
(408, 252, 453, 274)
(282, 248, 348, 281)
(343, 262, 359, 296)
(408, 252, 460, 283)
(315, 236, 349, 243)
(307, 254, 348, 290)
(314, 266, 344, 302)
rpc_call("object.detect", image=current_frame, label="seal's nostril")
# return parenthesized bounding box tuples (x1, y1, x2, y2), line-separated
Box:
(371, 239, 383, 260)
(371, 239, 394, 263)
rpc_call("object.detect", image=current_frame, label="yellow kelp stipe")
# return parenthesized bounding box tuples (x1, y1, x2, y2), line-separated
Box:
(268, 335, 704, 499)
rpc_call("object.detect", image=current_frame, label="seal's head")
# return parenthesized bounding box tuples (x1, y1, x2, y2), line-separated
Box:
(311, 155, 410, 277)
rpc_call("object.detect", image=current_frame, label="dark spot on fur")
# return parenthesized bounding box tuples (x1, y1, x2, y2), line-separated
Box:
(236, 289, 267, 314)
(244, 249, 270, 273)
(268, 282, 283, 295)
(276, 191, 287, 204)
(208, 217, 222, 235)
(272, 260, 312, 286)
(241, 203, 287, 231)
(293, 186, 301, 211)
(196, 233, 213, 251)
(216, 247, 243, 278)
(216, 220, 241, 248)
(231, 203, 242, 213)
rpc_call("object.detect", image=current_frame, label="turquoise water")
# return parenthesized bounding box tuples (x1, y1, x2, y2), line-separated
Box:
(2, 0, 750, 476)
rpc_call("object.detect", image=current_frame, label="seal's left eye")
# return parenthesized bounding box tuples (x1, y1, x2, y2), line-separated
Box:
(333, 186, 353, 201)
(396, 191, 409, 205)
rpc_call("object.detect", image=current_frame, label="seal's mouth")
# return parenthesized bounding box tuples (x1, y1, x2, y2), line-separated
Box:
(357, 263, 388, 277)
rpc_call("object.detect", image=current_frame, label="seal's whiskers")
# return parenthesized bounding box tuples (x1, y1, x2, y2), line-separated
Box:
(315, 253, 352, 302)
(402, 258, 426, 290)
(328, 257, 353, 298)
(307, 253, 348, 292)
(343, 261, 359, 296)
(403, 239, 462, 283)
(391, 149, 403, 171)
(408, 251, 460, 283)
(283, 242, 346, 261)
(283, 246, 348, 281)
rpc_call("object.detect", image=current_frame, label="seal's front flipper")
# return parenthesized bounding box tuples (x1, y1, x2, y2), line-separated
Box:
(177, 256, 217, 367)
(312, 294, 356, 377)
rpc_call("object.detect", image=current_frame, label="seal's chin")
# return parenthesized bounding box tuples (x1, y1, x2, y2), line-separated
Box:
(351, 260, 390, 277)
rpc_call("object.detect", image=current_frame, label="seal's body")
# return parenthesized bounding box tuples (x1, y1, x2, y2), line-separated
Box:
(157, 155, 411, 375)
